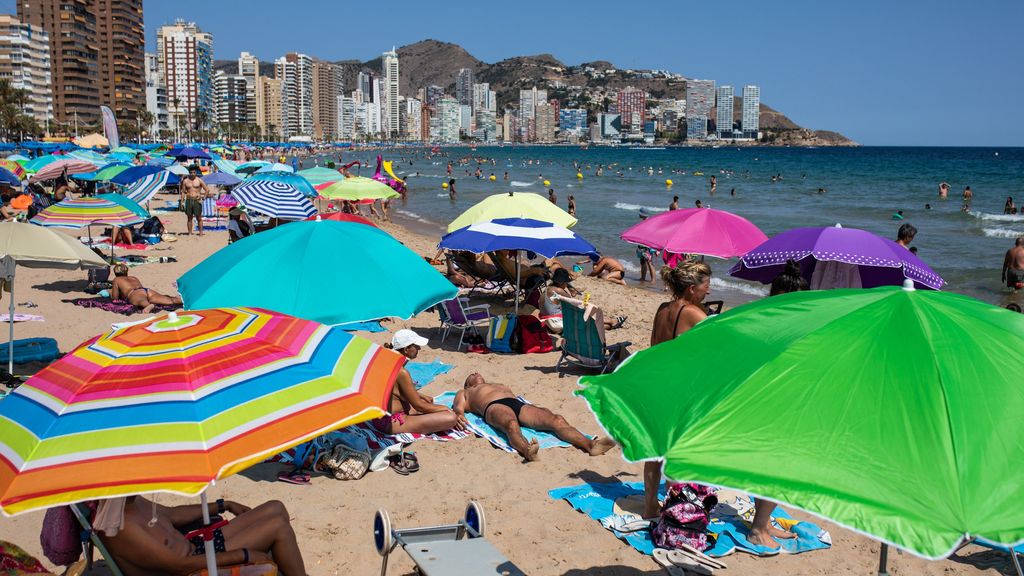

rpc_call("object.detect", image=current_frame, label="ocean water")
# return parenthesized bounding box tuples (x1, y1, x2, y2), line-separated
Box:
(304, 146, 1024, 307)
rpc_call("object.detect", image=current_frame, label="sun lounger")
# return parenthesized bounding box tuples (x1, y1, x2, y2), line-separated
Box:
(447, 251, 509, 295)
(437, 297, 490, 350)
(555, 298, 631, 377)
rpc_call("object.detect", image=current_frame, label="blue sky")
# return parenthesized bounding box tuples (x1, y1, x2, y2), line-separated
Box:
(6, 0, 1023, 146)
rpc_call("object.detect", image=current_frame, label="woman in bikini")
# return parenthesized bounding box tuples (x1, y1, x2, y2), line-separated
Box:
(374, 329, 467, 435)
(110, 263, 183, 313)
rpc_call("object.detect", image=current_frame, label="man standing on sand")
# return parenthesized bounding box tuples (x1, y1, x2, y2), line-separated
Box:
(179, 166, 211, 236)
(453, 373, 616, 462)
(1002, 237, 1024, 291)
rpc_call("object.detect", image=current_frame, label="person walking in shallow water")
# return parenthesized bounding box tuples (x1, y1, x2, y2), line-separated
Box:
(567, 195, 576, 216)
(448, 179, 457, 200)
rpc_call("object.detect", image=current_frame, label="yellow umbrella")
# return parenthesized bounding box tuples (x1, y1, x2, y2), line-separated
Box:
(317, 176, 399, 201)
(447, 191, 578, 232)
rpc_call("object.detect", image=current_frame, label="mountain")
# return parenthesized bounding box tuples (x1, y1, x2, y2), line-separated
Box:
(215, 40, 855, 145)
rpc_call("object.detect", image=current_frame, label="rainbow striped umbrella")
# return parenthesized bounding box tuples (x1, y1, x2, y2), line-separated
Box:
(0, 160, 25, 180)
(30, 197, 145, 229)
(0, 307, 405, 516)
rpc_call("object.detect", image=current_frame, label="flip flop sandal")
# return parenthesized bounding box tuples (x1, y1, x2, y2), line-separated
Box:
(389, 455, 412, 476)
(612, 315, 628, 329)
(399, 451, 420, 473)
(652, 549, 686, 576)
(653, 548, 712, 575)
(669, 545, 727, 570)
(611, 519, 653, 533)
(276, 470, 311, 485)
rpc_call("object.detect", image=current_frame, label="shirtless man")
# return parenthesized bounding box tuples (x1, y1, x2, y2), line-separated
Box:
(1002, 237, 1024, 290)
(587, 255, 627, 286)
(453, 373, 615, 462)
(110, 263, 182, 313)
(938, 182, 949, 199)
(669, 195, 679, 211)
(963, 185, 973, 210)
(179, 166, 211, 235)
(97, 495, 306, 576)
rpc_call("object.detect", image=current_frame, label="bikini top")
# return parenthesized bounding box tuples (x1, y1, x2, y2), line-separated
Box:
(672, 302, 689, 338)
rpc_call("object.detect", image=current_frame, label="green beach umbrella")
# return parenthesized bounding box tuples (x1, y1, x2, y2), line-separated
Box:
(577, 284, 1024, 560)
(447, 192, 577, 232)
(92, 164, 131, 182)
(317, 176, 398, 201)
(297, 166, 344, 186)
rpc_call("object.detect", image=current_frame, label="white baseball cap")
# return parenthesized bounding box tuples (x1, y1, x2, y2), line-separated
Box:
(391, 329, 428, 350)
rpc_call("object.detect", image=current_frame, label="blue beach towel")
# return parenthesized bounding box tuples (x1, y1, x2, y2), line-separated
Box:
(435, 391, 580, 452)
(336, 320, 386, 333)
(407, 358, 453, 389)
(549, 481, 831, 557)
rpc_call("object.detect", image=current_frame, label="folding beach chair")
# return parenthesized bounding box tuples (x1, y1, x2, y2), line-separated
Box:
(437, 297, 491, 351)
(555, 298, 631, 378)
(447, 251, 509, 296)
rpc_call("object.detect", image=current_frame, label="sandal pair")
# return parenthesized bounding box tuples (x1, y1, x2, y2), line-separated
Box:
(389, 451, 420, 475)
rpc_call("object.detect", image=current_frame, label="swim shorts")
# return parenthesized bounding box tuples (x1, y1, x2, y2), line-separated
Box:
(184, 198, 202, 219)
(1008, 268, 1024, 289)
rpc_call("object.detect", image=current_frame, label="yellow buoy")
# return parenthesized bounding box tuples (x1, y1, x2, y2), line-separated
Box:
(543, 180, 550, 186)
(489, 175, 496, 181)
(442, 182, 449, 189)
(666, 179, 674, 186)
(576, 172, 583, 180)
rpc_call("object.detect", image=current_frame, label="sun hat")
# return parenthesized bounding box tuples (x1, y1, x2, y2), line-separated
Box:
(392, 329, 428, 350)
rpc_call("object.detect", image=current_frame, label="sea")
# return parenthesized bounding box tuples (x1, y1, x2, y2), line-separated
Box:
(303, 146, 1024, 308)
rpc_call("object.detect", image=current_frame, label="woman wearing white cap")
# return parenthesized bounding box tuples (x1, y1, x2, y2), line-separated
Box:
(373, 329, 468, 437)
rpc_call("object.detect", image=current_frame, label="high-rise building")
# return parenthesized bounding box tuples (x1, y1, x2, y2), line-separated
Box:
(471, 83, 492, 114)
(312, 59, 342, 140)
(425, 85, 445, 107)
(273, 57, 294, 137)
(284, 52, 313, 137)
(238, 52, 260, 126)
(402, 97, 421, 141)
(213, 70, 247, 125)
(459, 104, 472, 135)
(716, 85, 734, 139)
(742, 85, 760, 139)
(381, 48, 399, 138)
(558, 109, 587, 134)
(685, 79, 715, 140)
(255, 76, 282, 138)
(0, 15, 53, 126)
(357, 72, 371, 100)
(157, 20, 214, 132)
(598, 113, 622, 140)
(456, 68, 473, 107)
(95, 0, 144, 121)
(430, 97, 460, 143)
(17, 0, 97, 126)
(534, 102, 557, 142)
(143, 52, 168, 136)
(518, 88, 547, 141)
(336, 95, 355, 140)
(617, 87, 646, 132)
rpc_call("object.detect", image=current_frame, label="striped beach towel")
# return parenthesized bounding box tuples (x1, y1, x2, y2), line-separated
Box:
(266, 421, 470, 466)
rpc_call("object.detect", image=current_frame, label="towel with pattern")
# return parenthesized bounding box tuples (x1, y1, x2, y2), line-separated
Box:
(434, 391, 584, 452)
(266, 421, 470, 466)
(65, 297, 179, 316)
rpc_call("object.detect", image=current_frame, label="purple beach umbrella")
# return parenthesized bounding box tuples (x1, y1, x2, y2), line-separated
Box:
(729, 225, 945, 290)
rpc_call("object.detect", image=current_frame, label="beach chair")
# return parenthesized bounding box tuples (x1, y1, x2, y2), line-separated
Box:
(705, 300, 724, 315)
(556, 299, 631, 378)
(437, 297, 491, 350)
(448, 251, 509, 295)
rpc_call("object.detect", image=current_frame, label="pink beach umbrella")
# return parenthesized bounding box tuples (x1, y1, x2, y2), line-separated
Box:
(620, 208, 768, 259)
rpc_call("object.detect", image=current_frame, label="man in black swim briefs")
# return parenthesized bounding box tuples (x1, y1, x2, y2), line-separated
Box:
(453, 373, 616, 462)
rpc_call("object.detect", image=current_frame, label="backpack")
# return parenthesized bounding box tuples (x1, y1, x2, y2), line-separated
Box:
(515, 314, 553, 354)
(651, 483, 718, 552)
(486, 314, 517, 353)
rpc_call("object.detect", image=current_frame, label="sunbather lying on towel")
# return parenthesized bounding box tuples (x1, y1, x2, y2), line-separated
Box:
(453, 373, 615, 462)
(96, 495, 306, 576)
(110, 263, 182, 314)
(377, 329, 468, 435)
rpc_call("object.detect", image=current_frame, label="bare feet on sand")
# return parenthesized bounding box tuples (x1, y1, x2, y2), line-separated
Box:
(588, 437, 616, 456)
(748, 525, 795, 549)
(524, 439, 540, 462)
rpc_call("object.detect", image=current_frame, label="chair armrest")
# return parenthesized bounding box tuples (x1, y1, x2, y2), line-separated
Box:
(605, 341, 632, 351)
(465, 304, 490, 313)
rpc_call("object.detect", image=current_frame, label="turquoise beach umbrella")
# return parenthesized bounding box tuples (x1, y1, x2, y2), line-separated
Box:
(177, 219, 457, 325)
(22, 155, 60, 173)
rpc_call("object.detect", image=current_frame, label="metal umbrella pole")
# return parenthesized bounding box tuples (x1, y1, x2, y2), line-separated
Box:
(199, 490, 219, 576)
(514, 250, 521, 315)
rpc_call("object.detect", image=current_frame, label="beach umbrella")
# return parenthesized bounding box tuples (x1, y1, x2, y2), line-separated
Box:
(577, 284, 1024, 561)
(90, 164, 132, 182)
(305, 211, 377, 227)
(120, 170, 171, 205)
(173, 146, 211, 161)
(167, 164, 190, 176)
(21, 155, 60, 173)
(65, 149, 108, 165)
(0, 222, 106, 373)
(235, 160, 270, 174)
(0, 168, 21, 188)
(317, 176, 398, 201)
(146, 155, 175, 168)
(229, 179, 316, 220)
(71, 133, 108, 150)
(254, 162, 294, 174)
(248, 170, 317, 197)
(0, 307, 406, 575)
(96, 193, 149, 219)
(4, 154, 28, 162)
(447, 191, 577, 232)
(297, 166, 344, 186)
(0, 160, 25, 180)
(30, 197, 145, 229)
(729, 225, 945, 290)
(29, 159, 100, 183)
(178, 220, 456, 325)
(620, 207, 768, 259)
(215, 193, 238, 209)
(109, 165, 165, 186)
(212, 158, 239, 176)
(202, 171, 242, 187)
(109, 146, 136, 155)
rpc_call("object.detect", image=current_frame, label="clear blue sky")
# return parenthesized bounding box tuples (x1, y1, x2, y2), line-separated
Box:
(6, 0, 1022, 146)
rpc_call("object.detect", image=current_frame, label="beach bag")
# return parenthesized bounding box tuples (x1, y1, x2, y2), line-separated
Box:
(652, 483, 718, 552)
(486, 314, 517, 354)
(515, 314, 553, 354)
(40, 505, 81, 566)
(322, 443, 370, 481)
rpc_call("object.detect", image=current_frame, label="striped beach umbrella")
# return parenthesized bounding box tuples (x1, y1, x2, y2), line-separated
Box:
(96, 194, 149, 219)
(120, 171, 171, 205)
(230, 179, 316, 220)
(0, 307, 405, 516)
(0, 160, 25, 180)
(30, 197, 145, 229)
(21, 155, 60, 173)
(29, 160, 100, 183)
(247, 170, 317, 197)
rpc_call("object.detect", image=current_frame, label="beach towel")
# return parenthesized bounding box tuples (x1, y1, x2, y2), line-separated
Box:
(549, 482, 831, 557)
(408, 358, 453, 389)
(65, 297, 179, 316)
(266, 421, 470, 467)
(0, 314, 43, 322)
(434, 391, 582, 452)
(336, 320, 386, 333)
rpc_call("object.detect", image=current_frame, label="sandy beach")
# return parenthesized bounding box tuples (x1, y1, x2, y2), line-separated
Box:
(0, 207, 1008, 576)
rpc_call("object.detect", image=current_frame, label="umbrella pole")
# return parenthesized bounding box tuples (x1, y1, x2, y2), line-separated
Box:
(199, 491, 219, 576)
(8, 272, 14, 376)
(1012, 548, 1024, 576)
(515, 251, 521, 315)
(877, 544, 889, 576)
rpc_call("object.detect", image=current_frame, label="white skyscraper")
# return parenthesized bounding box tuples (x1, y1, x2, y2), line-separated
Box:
(238, 52, 260, 127)
(742, 85, 760, 139)
(716, 85, 734, 139)
(144, 52, 168, 135)
(382, 48, 400, 138)
(337, 95, 355, 140)
(456, 68, 474, 107)
(518, 88, 547, 141)
(274, 57, 295, 137)
(0, 15, 52, 126)
(403, 97, 422, 141)
(157, 20, 214, 130)
(431, 98, 460, 143)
